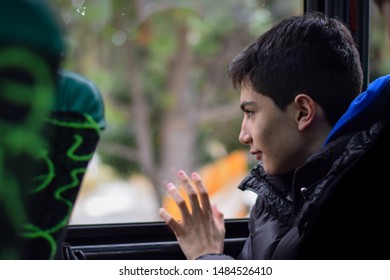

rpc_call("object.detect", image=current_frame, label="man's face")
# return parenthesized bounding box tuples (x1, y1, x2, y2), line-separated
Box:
(238, 85, 305, 175)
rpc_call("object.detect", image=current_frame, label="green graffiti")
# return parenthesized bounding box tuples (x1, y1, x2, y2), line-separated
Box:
(0, 47, 54, 259)
(30, 151, 55, 194)
(19, 114, 100, 259)
(48, 113, 101, 131)
(0, 47, 54, 132)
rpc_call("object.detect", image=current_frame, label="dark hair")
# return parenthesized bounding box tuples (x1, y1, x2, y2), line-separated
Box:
(228, 12, 363, 126)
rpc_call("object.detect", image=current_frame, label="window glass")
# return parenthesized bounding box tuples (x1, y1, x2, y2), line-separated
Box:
(50, 0, 388, 225)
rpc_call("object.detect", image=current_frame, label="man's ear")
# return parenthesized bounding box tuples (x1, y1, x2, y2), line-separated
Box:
(294, 94, 316, 131)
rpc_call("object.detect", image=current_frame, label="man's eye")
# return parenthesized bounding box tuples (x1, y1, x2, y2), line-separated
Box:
(244, 109, 254, 118)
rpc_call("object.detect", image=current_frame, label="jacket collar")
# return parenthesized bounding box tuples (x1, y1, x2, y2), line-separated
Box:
(238, 121, 384, 215)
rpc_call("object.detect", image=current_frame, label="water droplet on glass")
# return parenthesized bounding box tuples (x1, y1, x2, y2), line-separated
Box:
(112, 31, 127, 46)
(77, 6, 86, 16)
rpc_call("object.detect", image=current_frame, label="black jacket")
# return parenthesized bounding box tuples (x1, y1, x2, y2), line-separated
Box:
(198, 74, 390, 260)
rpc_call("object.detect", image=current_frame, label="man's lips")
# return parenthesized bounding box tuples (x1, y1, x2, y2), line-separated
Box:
(250, 151, 262, 160)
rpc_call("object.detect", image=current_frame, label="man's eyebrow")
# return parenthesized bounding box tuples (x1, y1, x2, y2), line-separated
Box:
(240, 101, 256, 111)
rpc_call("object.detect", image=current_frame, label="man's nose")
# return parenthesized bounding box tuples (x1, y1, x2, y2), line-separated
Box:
(239, 122, 251, 145)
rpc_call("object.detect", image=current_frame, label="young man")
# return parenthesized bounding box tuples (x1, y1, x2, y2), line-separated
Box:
(159, 12, 390, 259)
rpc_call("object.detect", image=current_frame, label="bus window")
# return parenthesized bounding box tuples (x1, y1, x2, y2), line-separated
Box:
(49, 0, 303, 225)
(49, 0, 390, 226)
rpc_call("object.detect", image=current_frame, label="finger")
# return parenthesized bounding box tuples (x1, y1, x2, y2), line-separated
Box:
(212, 204, 225, 228)
(191, 172, 213, 216)
(159, 207, 183, 237)
(177, 170, 202, 214)
(166, 182, 191, 221)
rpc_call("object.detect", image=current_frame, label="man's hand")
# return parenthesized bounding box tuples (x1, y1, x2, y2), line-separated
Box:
(159, 170, 226, 260)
